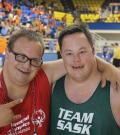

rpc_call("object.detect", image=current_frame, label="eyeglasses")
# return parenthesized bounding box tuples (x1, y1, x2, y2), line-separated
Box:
(10, 49, 43, 67)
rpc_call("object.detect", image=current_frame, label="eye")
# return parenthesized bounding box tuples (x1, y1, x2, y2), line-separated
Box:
(79, 50, 86, 54)
(66, 52, 73, 56)
(16, 54, 27, 62)
(20, 55, 27, 60)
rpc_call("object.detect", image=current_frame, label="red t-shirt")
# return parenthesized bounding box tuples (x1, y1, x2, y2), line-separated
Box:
(0, 69, 51, 135)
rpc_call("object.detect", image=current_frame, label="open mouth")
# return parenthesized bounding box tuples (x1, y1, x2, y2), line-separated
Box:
(17, 68, 30, 75)
(72, 65, 84, 69)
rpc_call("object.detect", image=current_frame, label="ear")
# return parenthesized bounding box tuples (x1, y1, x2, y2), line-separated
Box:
(60, 50, 62, 58)
(5, 48, 10, 58)
(92, 46, 95, 55)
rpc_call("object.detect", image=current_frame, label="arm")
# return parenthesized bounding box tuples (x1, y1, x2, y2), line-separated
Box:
(96, 56, 120, 88)
(42, 59, 66, 84)
(111, 85, 120, 127)
(42, 56, 120, 86)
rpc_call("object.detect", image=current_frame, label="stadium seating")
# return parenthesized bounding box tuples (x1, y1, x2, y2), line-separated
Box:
(54, 11, 73, 25)
(73, 0, 105, 13)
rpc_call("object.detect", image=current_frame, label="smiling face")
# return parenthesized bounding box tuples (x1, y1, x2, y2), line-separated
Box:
(4, 37, 43, 86)
(61, 32, 96, 82)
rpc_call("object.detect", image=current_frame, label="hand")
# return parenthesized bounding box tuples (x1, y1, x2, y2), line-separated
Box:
(0, 99, 23, 127)
(96, 57, 120, 88)
(101, 64, 120, 89)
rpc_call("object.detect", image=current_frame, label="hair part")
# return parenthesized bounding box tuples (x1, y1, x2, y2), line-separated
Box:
(7, 29, 45, 55)
(58, 23, 94, 50)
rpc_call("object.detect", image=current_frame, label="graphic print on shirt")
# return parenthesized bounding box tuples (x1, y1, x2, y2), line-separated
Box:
(56, 107, 94, 135)
(7, 108, 46, 135)
(31, 109, 46, 127)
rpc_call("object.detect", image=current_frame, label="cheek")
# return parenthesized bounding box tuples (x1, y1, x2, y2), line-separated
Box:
(83, 55, 94, 66)
(6, 56, 18, 69)
(85, 58, 95, 70)
(85, 52, 94, 60)
(8, 59, 17, 69)
(63, 55, 72, 62)
(63, 57, 71, 67)
(14, 62, 23, 69)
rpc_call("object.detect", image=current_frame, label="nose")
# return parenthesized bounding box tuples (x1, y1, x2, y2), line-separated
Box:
(22, 60, 31, 69)
(73, 54, 81, 62)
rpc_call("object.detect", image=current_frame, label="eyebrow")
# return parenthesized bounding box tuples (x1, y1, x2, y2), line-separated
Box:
(13, 50, 41, 60)
(63, 47, 86, 52)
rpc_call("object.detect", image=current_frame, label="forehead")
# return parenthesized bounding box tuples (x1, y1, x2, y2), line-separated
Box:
(13, 37, 43, 57)
(63, 32, 87, 42)
(62, 33, 91, 49)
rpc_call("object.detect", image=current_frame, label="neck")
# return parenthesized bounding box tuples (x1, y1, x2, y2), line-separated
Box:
(65, 69, 101, 104)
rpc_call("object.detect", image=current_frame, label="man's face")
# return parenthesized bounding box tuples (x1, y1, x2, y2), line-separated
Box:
(61, 32, 95, 82)
(5, 37, 43, 86)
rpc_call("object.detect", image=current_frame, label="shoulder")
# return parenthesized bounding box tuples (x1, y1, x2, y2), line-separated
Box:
(32, 68, 51, 93)
(35, 68, 50, 85)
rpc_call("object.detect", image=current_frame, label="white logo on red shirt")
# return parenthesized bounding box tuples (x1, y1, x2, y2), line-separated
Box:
(31, 109, 46, 127)
(6, 109, 46, 135)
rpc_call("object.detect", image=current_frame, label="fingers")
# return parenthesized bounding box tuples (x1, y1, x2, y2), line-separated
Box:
(112, 82, 120, 92)
(12, 114, 22, 122)
(100, 72, 118, 89)
(101, 74, 106, 88)
(116, 82, 120, 92)
(4, 99, 23, 108)
(0, 99, 23, 127)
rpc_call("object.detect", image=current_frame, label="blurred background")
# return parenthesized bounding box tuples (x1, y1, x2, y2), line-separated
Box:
(0, 0, 120, 67)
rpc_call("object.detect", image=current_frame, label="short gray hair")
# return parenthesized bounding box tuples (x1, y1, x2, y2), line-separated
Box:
(8, 29, 45, 54)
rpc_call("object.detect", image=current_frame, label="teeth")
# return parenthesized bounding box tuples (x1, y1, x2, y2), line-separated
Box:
(72, 66, 83, 69)
(73, 66, 80, 69)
